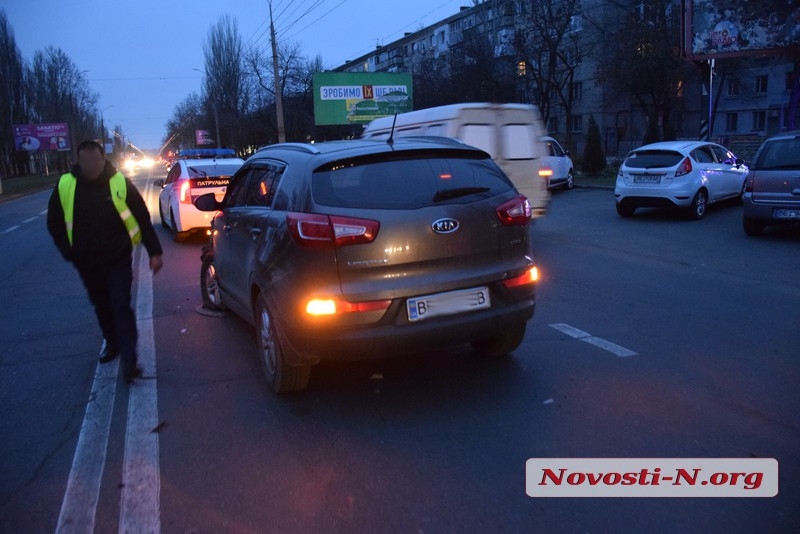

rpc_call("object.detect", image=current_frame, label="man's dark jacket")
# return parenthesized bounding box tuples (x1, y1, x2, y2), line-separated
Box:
(47, 161, 163, 269)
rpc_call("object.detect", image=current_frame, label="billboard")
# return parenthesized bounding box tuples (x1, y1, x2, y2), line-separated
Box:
(685, 0, 800, 59)
(313, 72, 413, 125)
(195, 129, 215, 146)
(13, 123, 70, 152)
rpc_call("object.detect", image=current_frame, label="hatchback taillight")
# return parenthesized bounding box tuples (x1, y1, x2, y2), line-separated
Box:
(287, 213, 380, 249)
(675, 157, 693, 177)
(496, 195, 531, 226)
(179, 180, 192, 204)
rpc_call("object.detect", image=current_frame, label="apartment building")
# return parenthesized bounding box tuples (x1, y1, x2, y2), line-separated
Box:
(337, 1, 797, 162)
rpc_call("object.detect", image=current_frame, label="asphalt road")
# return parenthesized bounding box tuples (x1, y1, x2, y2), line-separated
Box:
(1, 169, 798, 533)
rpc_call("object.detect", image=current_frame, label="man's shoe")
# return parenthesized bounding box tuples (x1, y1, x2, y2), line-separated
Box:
(124, 365, 143, 384)
(98, 340, 119, 364)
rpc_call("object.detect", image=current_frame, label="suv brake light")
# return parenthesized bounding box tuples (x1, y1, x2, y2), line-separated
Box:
(675, 157, 693, 177)
(287, 213, 380, 249)
(496, 195, 531, 226)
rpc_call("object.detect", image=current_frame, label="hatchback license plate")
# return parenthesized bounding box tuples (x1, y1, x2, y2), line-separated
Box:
(407, 286, 490, 322)
(774, 209, 800, 219)
(633, 174, 661, 184)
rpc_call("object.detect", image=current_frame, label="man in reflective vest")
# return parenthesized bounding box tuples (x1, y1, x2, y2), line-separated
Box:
(47, 140, 163, 383)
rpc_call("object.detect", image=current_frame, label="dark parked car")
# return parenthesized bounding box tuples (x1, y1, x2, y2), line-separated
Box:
(742, 131, 800, 236)
(195, 137, 538, 393)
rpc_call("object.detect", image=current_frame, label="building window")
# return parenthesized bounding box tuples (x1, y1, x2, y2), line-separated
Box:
(725, 112, 738, 132)
(755, 75, 768, 94)
(548, 116, 559, 133)
(570, 115, 583, 133)
(727, 78, 739, 96)
(752, 111, 766, 131)
(787, 72, 795, 91)
(517, 61, 526, 77)
(569, 15, 583, 33)
(571, 81, 583, 100)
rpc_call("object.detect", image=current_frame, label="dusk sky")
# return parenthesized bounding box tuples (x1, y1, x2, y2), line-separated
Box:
(3, 0, 466, 150)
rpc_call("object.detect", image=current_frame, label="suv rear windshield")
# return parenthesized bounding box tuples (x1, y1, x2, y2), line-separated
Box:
(624, 150, 683, 169)
(754, 138, 800, 170)
(312, 151, 513, 209)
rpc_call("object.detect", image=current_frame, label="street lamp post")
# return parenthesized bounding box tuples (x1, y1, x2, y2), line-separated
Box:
(100, 105, 114, 155)
(193, 68, 221, 148)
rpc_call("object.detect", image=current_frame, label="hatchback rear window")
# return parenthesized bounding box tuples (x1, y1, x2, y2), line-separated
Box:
(312, 151, 513, 209)
(754, 138, 800, 170)
(624, 150, 684, 169)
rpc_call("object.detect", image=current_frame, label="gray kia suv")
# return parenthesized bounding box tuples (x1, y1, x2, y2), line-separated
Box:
(195, 137, 538, 393)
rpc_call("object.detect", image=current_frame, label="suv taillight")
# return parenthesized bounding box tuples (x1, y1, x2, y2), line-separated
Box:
(287, 213, 380, 249)
(496, 195, 531, 226)
(179, 179, 192, 204)
(675, 157, 693, 177)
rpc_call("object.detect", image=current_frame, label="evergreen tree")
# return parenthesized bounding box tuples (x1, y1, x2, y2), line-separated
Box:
(582, 115, 605, 176)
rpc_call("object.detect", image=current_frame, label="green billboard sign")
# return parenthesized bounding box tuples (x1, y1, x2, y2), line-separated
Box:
(313, 72, 413, 125)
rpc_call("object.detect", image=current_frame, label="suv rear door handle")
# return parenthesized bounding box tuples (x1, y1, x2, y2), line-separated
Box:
(250, 227, 261, 238)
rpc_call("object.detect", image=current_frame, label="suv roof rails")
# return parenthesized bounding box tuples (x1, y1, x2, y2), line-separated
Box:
(256, 143, 321, 155)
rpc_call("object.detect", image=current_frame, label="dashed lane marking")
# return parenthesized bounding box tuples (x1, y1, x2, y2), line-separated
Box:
(549, 323, 638, 357)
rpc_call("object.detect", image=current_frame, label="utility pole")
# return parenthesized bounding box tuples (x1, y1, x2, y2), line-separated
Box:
(269, 0, 286, 143)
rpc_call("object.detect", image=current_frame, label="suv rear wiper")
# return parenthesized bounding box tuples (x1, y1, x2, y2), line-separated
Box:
(433, 187, 490, 202)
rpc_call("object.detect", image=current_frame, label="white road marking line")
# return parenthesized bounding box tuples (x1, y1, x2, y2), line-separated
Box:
(23, 217, 37, 224)
(119, 183, 161, 533)
(2, 225, 20, 234)
(549, 323, 638, 357)
(56, 359, 119, 533)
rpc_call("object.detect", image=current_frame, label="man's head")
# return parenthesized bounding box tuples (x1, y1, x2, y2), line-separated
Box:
(76, 140, 106, 180)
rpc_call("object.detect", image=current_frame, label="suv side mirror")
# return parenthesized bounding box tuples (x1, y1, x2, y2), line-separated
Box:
(194, 193, 222, 212)
(153, 178, 165, 187)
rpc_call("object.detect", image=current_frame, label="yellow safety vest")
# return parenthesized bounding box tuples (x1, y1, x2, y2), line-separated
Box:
(57, 172, 142, 246)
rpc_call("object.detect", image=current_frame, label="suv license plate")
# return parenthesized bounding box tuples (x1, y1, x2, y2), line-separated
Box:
(407, 286, 490, 322)
(633, 174, 661, 184)
(774, 209, 800, 219)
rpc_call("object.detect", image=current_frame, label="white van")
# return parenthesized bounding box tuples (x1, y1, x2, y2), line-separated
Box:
(362, 103, 550, 217)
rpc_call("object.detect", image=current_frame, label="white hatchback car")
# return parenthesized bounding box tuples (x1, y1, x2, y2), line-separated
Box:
(540, 136, 574, 189)
(156, 150, 245, 240)
(615, 140, 748, 219)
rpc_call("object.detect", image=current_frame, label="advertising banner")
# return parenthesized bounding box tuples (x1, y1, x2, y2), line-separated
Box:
(195, 129, 215, 146)
(313, 72, 413, 125)
(14, 123, 70, 152)
(687, 0, 800, 59)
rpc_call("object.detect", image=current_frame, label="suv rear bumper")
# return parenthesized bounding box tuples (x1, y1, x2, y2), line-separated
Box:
(282, 294, 535, 364)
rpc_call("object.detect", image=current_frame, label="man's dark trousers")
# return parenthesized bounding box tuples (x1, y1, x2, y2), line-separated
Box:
(77, 256, 138, 373)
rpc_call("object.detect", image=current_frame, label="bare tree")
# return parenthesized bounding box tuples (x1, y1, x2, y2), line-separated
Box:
(596, 0, 695, 143)
(0, 10, 25, 176)
(162, 93, 203, 152)
(203, 14, 247, 149)
(513, 0, 583, 144)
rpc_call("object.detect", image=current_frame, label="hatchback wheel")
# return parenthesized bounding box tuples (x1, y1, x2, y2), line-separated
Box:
(687, 189, 708, 220)
(565, 170, 574, 189)
(743, 217, 765, 236)
(471, 321, 526, 357)
(255, 296, 310, 393)
(200, 253, 225, 310)
(616, 203, 635, 217)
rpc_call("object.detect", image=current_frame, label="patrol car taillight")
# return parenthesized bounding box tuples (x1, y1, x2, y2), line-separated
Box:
(179, 180, 192, 204)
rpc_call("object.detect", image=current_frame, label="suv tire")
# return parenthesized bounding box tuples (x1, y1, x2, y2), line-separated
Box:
(471, 321, 526, 357)
(200, 253, 225, 310)
(743, 217, 765, 236)
(256, 296, 310, 393)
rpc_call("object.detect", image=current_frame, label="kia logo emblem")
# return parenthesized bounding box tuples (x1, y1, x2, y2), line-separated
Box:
(432, 218, 459, 234)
